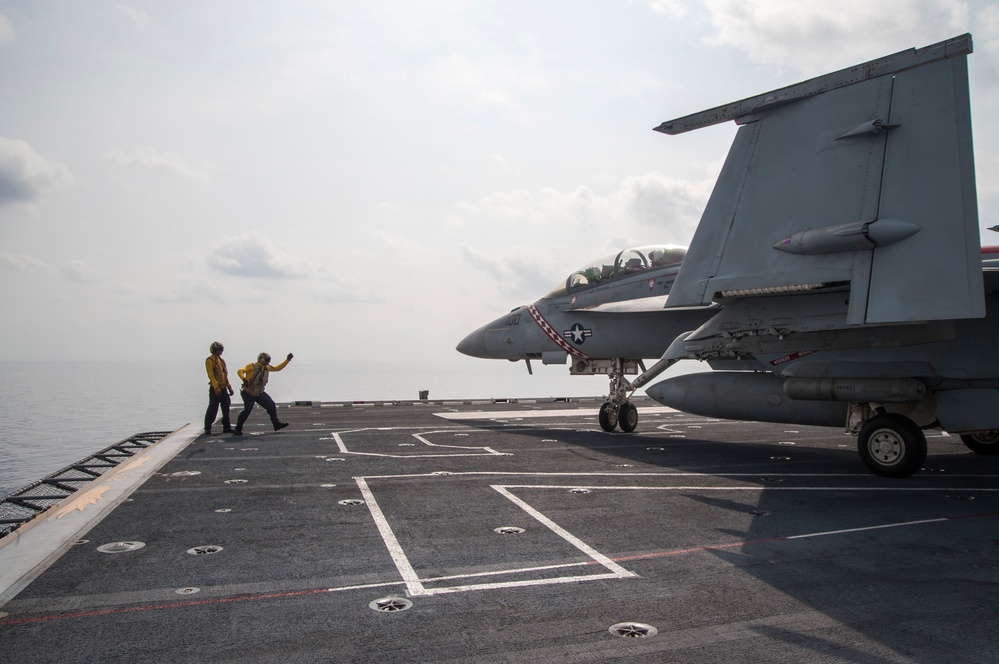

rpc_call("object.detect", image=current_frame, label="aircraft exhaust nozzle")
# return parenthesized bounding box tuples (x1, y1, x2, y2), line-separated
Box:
(645, 372, 846, 427)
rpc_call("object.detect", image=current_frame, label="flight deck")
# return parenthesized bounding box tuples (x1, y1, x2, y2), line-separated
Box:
(2, 397, 998, 662)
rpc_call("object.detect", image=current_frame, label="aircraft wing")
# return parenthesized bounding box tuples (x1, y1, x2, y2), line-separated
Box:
(657, 34, 984, 325)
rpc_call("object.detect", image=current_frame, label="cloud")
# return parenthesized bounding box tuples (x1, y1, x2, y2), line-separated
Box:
(208, 231, 315, 278)
(0, 137, 73, 207)
(0, 253, 49, 271)
(640, 0, 689, 18)
(459, 244, 565, 299)
(115, 4, 150, 28)
(148, 277, 229, 303)
(700, 0, 969, 75)
(60, 260, 100, 283)
(104, 147, 214, 181)
(0, 12, 13, 44)
(451, 172, 711, 238)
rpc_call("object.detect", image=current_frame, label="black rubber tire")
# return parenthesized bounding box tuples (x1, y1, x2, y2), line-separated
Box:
(598, 402, 618, 432)
(959, 430, 999, 455)
(857, 413, 927, 478)
(619, 403, 638, 433)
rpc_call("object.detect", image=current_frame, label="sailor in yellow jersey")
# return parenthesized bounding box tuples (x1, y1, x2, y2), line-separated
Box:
(233, 351, 293, 435)
(204, 341, 235, 435)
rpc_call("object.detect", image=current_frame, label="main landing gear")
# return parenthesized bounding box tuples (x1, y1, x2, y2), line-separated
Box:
(856, 412, 927, 478)
(853, 406, 999, 477)
(960, 430, 999, 454)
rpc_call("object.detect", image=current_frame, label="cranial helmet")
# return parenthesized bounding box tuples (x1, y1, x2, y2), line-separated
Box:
(210, 341, 224, 354)
(258, 352, 271, 364)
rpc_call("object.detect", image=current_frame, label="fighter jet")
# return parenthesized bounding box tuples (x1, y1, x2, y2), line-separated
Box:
(644, 33, 999, 477)
(456, 244, 719, 431)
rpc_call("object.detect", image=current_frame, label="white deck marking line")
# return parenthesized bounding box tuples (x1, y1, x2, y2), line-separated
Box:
(435, 407, 681, 420)
(331, 430, 503, 458)
(496, 485, 999, 491)
(418, 573, 628, 596)
(354, 477, 427, 597)
(785, 518, 949, 539)
(491, 485, 636, 579)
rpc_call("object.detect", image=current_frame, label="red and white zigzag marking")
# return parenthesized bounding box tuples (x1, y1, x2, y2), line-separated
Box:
(528, 304, 590, 359)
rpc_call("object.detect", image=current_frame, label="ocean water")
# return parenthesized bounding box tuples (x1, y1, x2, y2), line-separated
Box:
(0, 359, 615, 495)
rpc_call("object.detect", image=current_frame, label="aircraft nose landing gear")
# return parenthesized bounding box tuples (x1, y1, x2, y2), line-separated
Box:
(598, 401, 639, 433)
(587, 356, 678, 433)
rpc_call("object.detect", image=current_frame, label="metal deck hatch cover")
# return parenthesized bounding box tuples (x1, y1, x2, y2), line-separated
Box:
(494, 526, 525, 534)
(609, 622, 659, 638)
(368, 597, 414, 612)
(338, 499, 365, 506)
(187, 545, 224, 555)
(97, 541, 146, 553)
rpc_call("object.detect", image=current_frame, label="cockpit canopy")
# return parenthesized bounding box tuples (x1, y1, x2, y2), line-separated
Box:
(546, 245, 687, 298)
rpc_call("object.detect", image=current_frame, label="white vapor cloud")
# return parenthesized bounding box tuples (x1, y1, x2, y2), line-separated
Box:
(0, 137, 73, 207)
(0, 253, 49, 271)
(60, 260, 100, 283)
(104, 147, 214, 181)
(701, 0, 969, 75)
(115, 4, 150, 28)
(208, 231, 315, 279)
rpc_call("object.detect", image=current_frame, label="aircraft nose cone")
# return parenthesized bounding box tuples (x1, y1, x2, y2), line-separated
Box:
(456, 326, 488, 358)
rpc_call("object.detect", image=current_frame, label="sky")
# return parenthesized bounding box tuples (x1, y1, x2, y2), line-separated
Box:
(3, 0, 999, 365)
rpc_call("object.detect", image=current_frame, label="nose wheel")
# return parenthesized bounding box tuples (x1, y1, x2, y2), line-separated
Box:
(598, 402, 638, 433)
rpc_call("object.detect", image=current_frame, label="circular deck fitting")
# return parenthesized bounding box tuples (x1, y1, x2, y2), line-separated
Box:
(234, 467, 246, 471)
(368, 597, 413, 612)
(749, 510, 770, 516)
(615, 464, 634, 468)
(609, 622, 658, 638)
(770, 456, 791, 461)
(647, 447, 664, 451)
(339, 499, 365, 506)
(74, 539, 89, 546)
(176, 587, 201, 595)
(97, 541, 146, 554)
(431, 471, 453, 476)
(946, 494, 976, 500)
(187, 545, 224, 556)
(215, 508, 232, 513)
(324, 457, 345, 462)
(778, 441, 797, 445)
(760, 477, 783, 483)
(320, 483, 337, 488)
(569, 488, 591, 494)
(398, 443, 415, 447)
(224, 479, 248, 484)
(240, 447, 258, 451)
(167, 471, 201, 477)
(494, 526, 525, 535)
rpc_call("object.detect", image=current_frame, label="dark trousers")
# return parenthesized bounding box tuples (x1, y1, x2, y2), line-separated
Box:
(235, 390, 279, 431)
(204, 388, 232, 432)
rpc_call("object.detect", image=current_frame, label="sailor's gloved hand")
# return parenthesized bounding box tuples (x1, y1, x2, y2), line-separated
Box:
(287, 353, 294, 361)
(214, 387, 221, 396)
(228, 387, 234, 396)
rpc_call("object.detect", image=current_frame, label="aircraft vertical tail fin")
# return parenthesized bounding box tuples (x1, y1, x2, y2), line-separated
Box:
(658, 34, 983, 324)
